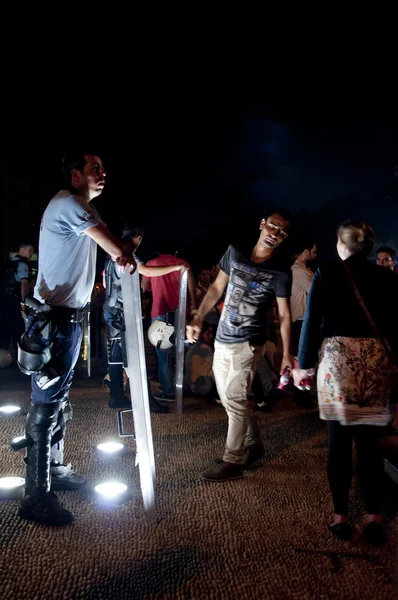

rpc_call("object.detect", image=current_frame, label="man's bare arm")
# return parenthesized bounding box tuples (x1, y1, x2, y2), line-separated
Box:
(276, 296, 294, 373)
(84, 223, 134, 259)
(138, 264, 185, 277)
(186, 270, 229, 341)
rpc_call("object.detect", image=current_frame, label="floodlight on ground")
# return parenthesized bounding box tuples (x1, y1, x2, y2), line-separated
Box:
(93, 481, 131, 505)
(0, 477, 25, 499)
(0, 405, 21, 415)
(95, 482, 127, 497)
(96, 442, 125, 455)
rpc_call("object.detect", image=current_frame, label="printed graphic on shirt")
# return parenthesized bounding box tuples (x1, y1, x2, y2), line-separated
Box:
(217, 245, 291, 345)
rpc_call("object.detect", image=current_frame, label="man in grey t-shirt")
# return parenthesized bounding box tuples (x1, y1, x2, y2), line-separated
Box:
(19, 151, 136, 527)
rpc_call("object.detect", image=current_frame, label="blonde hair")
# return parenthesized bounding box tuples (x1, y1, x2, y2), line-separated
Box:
(337, 220, 375, 256)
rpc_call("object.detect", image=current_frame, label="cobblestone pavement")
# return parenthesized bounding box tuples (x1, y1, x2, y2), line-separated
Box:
(0, 368, 397, 599)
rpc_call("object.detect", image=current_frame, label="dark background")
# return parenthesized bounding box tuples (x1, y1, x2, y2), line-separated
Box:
(2, 88, 397, 274)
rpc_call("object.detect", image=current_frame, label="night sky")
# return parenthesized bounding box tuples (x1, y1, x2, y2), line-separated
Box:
(2, 88, 398, 271)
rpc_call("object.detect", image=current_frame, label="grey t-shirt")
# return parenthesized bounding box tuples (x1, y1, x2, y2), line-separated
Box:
(34, 189, 102, 309)
(216, 244, 291, 346)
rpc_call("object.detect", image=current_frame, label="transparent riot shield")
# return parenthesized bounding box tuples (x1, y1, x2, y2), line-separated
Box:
(175, 268, 188, 415)
(121, 269, 156, 522)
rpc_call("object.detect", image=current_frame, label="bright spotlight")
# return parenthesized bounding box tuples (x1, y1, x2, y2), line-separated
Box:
(0, 476, 25, 498)
(0, 405, 21, 414)
(96, 442, 125, 454)
(95, 482, 128, 498)
(0, 477, 25, 489)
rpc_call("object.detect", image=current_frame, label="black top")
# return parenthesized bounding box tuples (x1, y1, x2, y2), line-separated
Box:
(216, 244, 291, 346)
(298, 253, 398, 368)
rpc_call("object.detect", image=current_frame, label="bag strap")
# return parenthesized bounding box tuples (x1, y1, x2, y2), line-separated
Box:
(343, 261, 394, 362)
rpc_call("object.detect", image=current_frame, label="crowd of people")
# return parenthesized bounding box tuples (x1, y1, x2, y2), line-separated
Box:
(0, 149, 397, 548)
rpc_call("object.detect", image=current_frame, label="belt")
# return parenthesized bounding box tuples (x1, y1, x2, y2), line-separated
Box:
(51, 305, 89, 324)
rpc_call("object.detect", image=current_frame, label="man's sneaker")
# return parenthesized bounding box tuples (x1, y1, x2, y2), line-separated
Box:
(241, 443, 265, 469)
(153, 392, 175, 402)
(19, 491, 75, 526)
(50, 462, 87, 490)
(203, 461, 244, 482)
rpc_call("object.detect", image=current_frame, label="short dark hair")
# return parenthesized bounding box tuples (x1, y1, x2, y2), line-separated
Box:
(121, 223, 145, 240)
(18, 242, 34, 251)
(272, 208, 294, 227)
(376, 246, 396, 259)
(295, 238, 316, 256)
(61, 150, 100, 184)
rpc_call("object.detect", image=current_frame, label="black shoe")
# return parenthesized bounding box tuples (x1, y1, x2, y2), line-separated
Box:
(109, 395, 131, 409)
(149, 399, 169, 413)
(241, 443, 265, 469)
(203, 461, 244, 482)
(50, 462, 87, 491)
(328, 522, 352, 541)
(153, 392, 175, 402)
(19, 491, 75, 526)
(363, 522, 386, 545)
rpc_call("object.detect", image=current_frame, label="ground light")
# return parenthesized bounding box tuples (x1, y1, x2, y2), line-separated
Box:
(93, 481, 131, 506)
(0, 477, 25, 499)
(0, 405, 21, 415)
(96, 442, 126, 455)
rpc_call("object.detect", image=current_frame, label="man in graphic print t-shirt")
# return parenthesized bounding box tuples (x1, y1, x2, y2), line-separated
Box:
(187, 210, 294, 481)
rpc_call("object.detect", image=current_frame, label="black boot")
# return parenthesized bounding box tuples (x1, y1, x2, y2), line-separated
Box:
(19, 403, 75, 526)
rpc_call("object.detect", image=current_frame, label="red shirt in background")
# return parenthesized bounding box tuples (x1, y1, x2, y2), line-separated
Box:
(142, 254, 190, 318)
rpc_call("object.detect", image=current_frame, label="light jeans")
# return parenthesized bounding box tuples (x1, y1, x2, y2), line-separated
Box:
(213, 340, 262, 464)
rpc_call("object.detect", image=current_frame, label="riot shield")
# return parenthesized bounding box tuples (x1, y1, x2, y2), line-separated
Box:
(121, 269, 156, 522)
(175, 268, 188, 415)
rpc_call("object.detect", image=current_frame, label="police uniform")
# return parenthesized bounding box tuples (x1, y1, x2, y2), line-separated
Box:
(18, 189, 102, 525)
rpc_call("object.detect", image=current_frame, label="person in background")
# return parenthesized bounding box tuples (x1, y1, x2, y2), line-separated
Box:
(184, 322, 220, 405)
(103, 224, 186, 412)
(0, 242, 34, 360)
(376, 246, 396, 271)
(290, 239, 318, 408)
(142, 249, 197, 401)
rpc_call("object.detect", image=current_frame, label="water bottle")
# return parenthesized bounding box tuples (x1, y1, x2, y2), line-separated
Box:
(278, 366, 291, 390)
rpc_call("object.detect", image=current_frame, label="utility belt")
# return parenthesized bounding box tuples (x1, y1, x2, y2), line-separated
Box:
(24, 297, 88, 324)
(17, 298, 89, 385)
(51, 305, 89, 324)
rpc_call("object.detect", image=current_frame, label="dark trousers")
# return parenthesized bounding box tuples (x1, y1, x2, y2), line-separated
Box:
(327, 420, 384, 515)
(31, 322, 83, 405)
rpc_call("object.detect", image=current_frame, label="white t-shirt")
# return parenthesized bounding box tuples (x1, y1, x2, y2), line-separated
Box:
(34, 189, 102, 309)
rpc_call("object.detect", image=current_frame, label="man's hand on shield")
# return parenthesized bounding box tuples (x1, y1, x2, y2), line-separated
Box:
(186, 313, 202, 343)
(116, 254, 137, 275)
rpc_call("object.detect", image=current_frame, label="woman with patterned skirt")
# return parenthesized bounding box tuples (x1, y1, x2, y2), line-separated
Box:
(294, 220, 398, 544)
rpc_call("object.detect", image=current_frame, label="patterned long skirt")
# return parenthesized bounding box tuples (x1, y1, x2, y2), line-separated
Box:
(317, 337, 395, 426)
